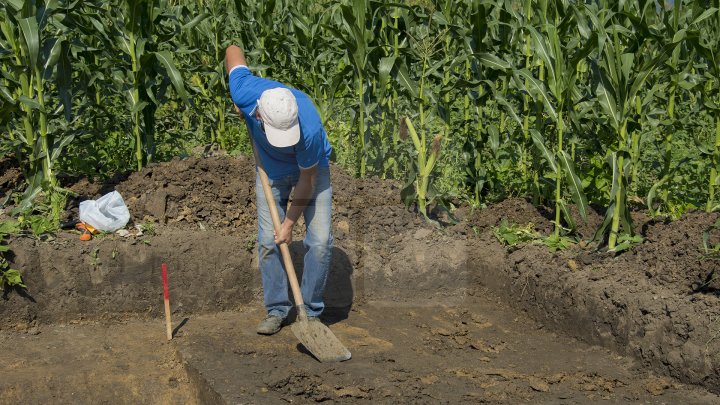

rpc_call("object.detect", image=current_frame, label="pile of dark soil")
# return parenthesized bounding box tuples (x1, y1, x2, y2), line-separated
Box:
(0, 156, 22, 200)
(3, 155, 719, 395)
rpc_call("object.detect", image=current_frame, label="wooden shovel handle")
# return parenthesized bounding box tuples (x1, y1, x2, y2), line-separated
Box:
(250, 137, 308, 320)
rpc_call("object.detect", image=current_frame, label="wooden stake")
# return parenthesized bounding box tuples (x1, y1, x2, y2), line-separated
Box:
(162, 263, 172, 340)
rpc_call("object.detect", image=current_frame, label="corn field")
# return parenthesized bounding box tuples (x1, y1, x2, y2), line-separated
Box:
(1, 0, 720, 250)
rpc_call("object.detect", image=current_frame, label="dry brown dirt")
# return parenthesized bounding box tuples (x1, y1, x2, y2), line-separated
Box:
(1, 155, 719, 403)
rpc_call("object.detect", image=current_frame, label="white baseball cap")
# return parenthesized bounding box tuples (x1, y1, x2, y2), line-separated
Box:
(256, 87, 301, 147)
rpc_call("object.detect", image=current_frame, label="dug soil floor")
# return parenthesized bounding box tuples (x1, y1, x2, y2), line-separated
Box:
(2, 155, 720, 404)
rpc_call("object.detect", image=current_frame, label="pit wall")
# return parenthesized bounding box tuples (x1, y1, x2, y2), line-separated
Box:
(2, 226, 468, 327)
(467, 232, 720, 395)
(5, 225, 718, 395)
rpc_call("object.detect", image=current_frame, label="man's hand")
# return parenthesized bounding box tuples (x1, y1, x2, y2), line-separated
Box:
(274, 221, 293, 245)
(234, 104, 244, 120)
(275, 166, 315, 246)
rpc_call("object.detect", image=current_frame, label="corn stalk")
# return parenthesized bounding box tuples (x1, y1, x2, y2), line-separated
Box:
(512, 3, 592, 237)
(589, 5, 673, 249)
(401, 117, 442, 218)
(110, 0, 190, 171)
(327, 0, 373, 177)
(0, 0, 77, 220)
(683, 6, 720, 211)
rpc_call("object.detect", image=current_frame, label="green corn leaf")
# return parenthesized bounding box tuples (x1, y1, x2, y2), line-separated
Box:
(558, 150, 589, 222)
(19, 17, 40, 69)
(262, 0, 277, 22)
(14, 130, 28, 146)
(350, 0, 366, 29)
(324, 24, 355, 53)
(530, 129, 558, 174)
(18, 95, 41, 111)
(404, 117, 422, 153)
(155, 51, 189, 104)
(691, 7, 718, 26)
(12, 181, 42, 215)
(590, 202, 614, 245)
(6, 0, 23, 10)
(545, 24, 563, 96)
(618, 180, 632, 236)
(43, 37, 62, 71)
(50, 133, 75, 162)
(608, 152, 620, 202)
(704, 99, 720, 112)
(628, 44, 674, 103)
(126, 0, 147, 32)
(431, 10, 450, 26)
(646, 173, 669, 213)
(569, 32, 598, 68)
(573, 4, 591, 39)
(396, 61, 418, 98)
(672, 28, 687, 43)
(425, 59, 445, 79)
(514, 69, 558, 122)
(399, 150, 418, 203)
(601, 38, 620, 88)
(372, 3, 412, 20)
(557, 200, 577, 234)
(31, 137, 45, 161)
(377, 55, 396, 93)
(596, 76, 619, 130)
(646, 158, 690, 212)
(184, 13, 210, 30)
(0, 85, 14, 104)
(38, 0, 60, 31)
(620, 53, 634, 83)
(528, 25, 555, 81)
(1, 269, 26, 288)
(117, 34, 132, 56)
(584, 8, 606, 54)
(89, 15, 110, 41)
(609, 234, 643, 253)
(0, 220, 20, 236)
(130, 100, 149, 114)
(487, 125, 499, 155)
(476, 52, 511, 71)
(291, 10, 311, 36)
(495, 94, 523, 127)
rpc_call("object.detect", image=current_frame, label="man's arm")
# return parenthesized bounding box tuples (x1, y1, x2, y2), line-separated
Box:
(226, 45, 249, 117)
(274, 166, 317, 245)
(224, 45, 247, 74)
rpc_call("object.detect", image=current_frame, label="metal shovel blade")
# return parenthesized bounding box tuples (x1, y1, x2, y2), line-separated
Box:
(291, 320, 351, 362)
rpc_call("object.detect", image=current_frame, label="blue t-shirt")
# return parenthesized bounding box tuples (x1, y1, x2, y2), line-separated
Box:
(228, 66, 332, 179)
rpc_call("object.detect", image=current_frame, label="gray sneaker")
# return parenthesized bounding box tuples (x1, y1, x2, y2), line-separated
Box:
(257, 315, 284, 335)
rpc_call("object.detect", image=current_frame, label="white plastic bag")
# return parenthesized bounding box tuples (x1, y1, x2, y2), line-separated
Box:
(79, 191, 130, 232)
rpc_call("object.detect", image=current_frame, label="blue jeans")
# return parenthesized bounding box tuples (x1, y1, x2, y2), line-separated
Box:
(256, 167, 333, 318)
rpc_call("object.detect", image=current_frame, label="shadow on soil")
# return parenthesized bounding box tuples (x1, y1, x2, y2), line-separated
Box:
(173, 317, 190, 338)
(289, 243, 353, 325)
(2, 285, 36, 302)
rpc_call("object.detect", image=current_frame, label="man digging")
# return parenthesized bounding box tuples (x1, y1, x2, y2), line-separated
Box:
(225, 45, 334, 335)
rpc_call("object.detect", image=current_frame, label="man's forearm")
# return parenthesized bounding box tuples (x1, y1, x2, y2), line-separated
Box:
(284, 174, 316, 227)
(225, 45, 247, 73)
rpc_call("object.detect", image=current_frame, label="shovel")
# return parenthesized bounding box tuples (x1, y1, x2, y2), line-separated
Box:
(250, 139, 351, 363)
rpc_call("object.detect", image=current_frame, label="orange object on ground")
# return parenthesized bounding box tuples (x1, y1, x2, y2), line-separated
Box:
(76, 222, 99, 241)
